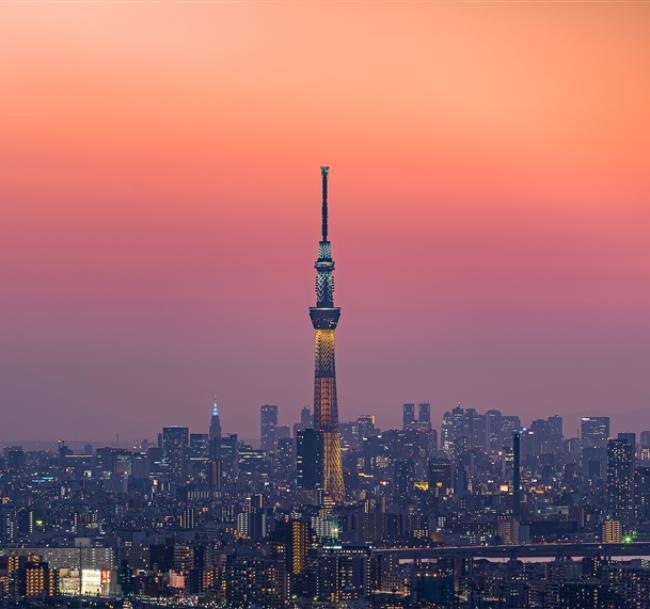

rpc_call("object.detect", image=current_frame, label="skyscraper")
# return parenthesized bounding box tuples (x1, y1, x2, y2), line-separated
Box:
(581, 416, 610, 481)
(293, 407, 313, 438)
(296, 428, 321, 491)
(190, 433, 209, 460)
(309, 166, 344, 502)
(209, 400, 222, 461)
(162, 426, 189, 482)
(300, 407, 313, 428)
(607, 434, 636, 527)
(427, 457, 452, 496)
(403, 404, 415, 430)
(418, 402, 431, 430)
(261, 405, 279, 450)
(581, 416, 610, 449)
(529, 415, 564, 456)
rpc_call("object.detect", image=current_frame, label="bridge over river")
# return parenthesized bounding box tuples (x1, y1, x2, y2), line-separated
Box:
(371, 542, 650, 560)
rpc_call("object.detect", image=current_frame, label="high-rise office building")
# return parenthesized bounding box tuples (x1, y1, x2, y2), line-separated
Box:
(547, 415, 563, 443)
(418, 402, 431, 430)
(261, 405, 279, 451)
(581, 417, 610, 482)
(607, 434, 636, 526)
(427, 457, 452, 496)
(275, 425, 291, 443)
(356, 415, 377, 440)
(309, 167, 344, 502)
(206, 459, 221, 492)
(300, 407, 313, 428)
(209, 401, 222, 461)
(161, 426, 189, 481)
(403, 404, 415, 430)
(583, 446, 607, 482)
(581, 417, 610, 449)
(618, 432, 637, 455)
(293, 407, 313, 438)
(296, 428, 322, 491)
(427, 428, 438, 454)
(529, 415, 564, 456)
(220, 433, 239, 487)
(189, 433, 209, 460)
(395, 459, 415, 499)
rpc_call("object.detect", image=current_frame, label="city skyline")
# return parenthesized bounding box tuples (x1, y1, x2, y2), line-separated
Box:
(2, 2, 650, 441)
(3, 4, 650, 607)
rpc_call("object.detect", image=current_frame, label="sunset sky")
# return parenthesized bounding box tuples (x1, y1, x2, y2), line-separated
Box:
(1, 2, 649, 442)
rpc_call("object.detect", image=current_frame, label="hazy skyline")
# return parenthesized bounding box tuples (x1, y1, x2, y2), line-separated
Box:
(1, 2, 649, 441)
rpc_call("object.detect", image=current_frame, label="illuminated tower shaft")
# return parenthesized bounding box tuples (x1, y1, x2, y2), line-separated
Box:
(309, 166, 345, 502)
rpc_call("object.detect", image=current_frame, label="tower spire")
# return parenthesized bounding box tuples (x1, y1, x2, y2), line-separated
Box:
(321, 166, 329, 241)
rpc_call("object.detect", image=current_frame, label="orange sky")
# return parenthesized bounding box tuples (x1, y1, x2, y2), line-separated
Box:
(1, 2, 649, 441)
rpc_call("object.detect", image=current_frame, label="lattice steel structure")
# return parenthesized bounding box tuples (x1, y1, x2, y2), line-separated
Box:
(309, 166, 345, 503)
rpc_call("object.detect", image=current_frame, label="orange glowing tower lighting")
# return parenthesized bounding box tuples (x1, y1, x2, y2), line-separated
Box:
(309, 166, 345, 503)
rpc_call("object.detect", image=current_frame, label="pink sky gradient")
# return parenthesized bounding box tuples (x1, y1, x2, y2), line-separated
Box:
(1, 2, 649, 441)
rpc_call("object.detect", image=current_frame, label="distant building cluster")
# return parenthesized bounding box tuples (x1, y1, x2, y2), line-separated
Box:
(2, 405, 650, 608)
